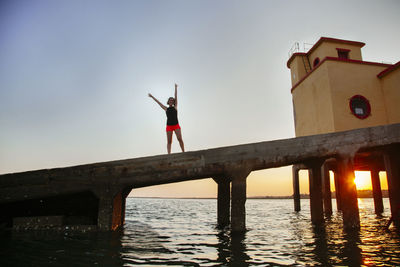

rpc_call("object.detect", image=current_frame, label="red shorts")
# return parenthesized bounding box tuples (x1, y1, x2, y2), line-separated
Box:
(166, 124, 181, 132)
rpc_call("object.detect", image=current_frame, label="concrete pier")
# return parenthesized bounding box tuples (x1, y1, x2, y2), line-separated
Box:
(95, 188, 121, 231)
(370, 168, 384, 214)
(1, 123, 400, 232)
(230, 169, 251, 232)
(333, 170, 343, 212)
(322, 164, 333, 217)
(120, 187, 133, 226)
(292, 165, 301, 212)
(337, 157, 360, 230)
(384, 145, 400, 227)
(213, 177, 231, 228)
(307, 160, 324, 225)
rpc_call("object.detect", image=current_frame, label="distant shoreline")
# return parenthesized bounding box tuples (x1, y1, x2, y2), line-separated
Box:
(128, 196, 389, 200)
(129, 190, 389, 200)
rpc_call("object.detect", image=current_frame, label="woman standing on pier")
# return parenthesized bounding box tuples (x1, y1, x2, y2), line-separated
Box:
(148, 83, 185, 154)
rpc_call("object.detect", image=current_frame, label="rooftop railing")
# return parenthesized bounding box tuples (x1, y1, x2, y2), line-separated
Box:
(288, 42, 314, 58)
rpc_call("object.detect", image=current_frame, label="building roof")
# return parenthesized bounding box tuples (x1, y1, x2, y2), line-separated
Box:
(290, 57, 392, 93)
(377, 61, 400, 78)
(287, 37, 365, 68)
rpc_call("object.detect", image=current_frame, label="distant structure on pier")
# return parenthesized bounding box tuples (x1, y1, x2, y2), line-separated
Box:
(288, 38, 400, 225)
(287, 37, 400, 137)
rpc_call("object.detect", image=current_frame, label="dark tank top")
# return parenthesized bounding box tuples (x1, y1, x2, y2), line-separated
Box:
(166, 107, 179, 125)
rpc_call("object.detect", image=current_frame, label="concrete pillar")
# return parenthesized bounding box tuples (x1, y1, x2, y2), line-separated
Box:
(322, 164, 332, 217)
(230, 169, 251, 233)
(333, 169, 342, 211)
(111, 192, 123, 230)
(337, 157, 360, 230)
(307, 160, 324, 225)
(292, 165, 301, 212)
(370, 168, 384, 214)
(213, 177, 231, 228)
(384, 146, 400, 227)
(94, 187, 125, 231)
(121, 187, 133, 225)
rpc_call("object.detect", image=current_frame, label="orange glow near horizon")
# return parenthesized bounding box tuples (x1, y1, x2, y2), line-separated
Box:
(130, 168, 389, 198)
(354, 171, 372, 190)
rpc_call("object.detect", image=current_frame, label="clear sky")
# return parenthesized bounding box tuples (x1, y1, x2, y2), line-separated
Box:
(1, 0, 399, 198)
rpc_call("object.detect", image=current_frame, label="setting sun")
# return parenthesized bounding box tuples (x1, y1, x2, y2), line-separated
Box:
(354, 171, 372, 190)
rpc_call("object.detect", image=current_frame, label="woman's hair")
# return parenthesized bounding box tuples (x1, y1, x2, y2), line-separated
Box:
(167, 97, 175, 105)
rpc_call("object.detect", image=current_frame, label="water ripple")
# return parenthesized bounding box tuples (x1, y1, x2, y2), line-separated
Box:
(1, 198, 400, 266)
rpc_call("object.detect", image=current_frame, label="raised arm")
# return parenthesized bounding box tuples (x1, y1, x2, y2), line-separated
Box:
(174, 83, 178, 108)
(148, 93, 167, 111)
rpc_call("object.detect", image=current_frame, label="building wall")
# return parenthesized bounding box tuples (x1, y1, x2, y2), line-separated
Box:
(292, 63, 335, 136)
(308, 42, 363, 68)
(381, 69, 400, 124)
(288, 41, 363, 87)
(288, 38, 398, 137)
(289, 55, 308, 86)
(292, 59, 393, 136)
(327, 61, 389, 132)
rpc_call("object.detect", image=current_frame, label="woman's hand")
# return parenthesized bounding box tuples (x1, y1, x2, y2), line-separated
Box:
(148, 93, 167, 111)
(174, 84, 178, 107)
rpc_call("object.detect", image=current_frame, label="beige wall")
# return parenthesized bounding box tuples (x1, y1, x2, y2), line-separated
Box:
(327, 61, 389, 132)
(288, 41, 363, 87)
(289, 55, 308, 86)
(292, 60, 393, 136)
(289, 38, 398, 137)
(308, 42, 363, 68)
(292, 63, 335, 136)
(381, 69, 400, 124)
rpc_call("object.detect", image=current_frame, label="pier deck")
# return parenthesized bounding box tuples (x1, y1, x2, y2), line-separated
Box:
(1, 123, 400, 231)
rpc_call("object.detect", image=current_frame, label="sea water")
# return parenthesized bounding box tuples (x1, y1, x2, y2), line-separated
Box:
(1, 198, 399, 266)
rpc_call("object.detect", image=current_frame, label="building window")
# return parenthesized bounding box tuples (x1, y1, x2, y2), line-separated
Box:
(349, 95, 371, 119)
(313, 57, 320, 67)
(338, 51, 349, 59)
(337, 48, 350, 59)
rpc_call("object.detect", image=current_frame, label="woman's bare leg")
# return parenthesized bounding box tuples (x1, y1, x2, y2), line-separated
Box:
(166, 131, 173, 154)
(174, 129, 185, 152)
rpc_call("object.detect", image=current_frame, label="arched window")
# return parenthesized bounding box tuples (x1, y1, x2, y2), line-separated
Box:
(349, 95, 371, 119)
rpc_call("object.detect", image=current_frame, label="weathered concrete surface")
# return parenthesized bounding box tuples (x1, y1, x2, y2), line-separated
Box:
(213, 176, 231, 227)
(1, 123, 400, 231)
(292, 166, 301, 212)
(322, 164, 333, 217)
(230, 169, 251, 232)
(307, 160, 324, 225)
(371, 168, 384, 214)
(384, 145, 400, 227)
(1, 123, 399, 204)
(337, 157, 360, 229)
(1, 191, 99, 230)
(13, 216, 64, 230)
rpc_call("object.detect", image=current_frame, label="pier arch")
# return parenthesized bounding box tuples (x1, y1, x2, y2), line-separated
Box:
(1, 191, 98, 230)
